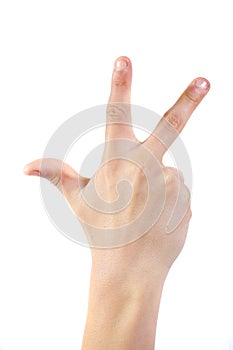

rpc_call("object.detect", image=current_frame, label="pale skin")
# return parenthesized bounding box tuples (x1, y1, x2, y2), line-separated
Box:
(24, 56, 210, 349)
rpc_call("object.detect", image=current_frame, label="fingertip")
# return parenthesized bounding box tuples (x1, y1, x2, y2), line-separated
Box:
(23, 164, 31, 175)
(114, 56, 131, 71)
(23, 162, 40, 176)
(182, 77, 211, 105)
(191, 77, 211, 94)
(109, 56, 132, 105)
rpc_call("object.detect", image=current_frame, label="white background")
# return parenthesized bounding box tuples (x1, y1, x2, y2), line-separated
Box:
(0, 0, 233, 349)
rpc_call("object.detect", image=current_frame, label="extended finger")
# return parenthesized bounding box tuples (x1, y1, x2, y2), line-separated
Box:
(24, 158, 89, 198)
(106, 56, 135, 140)
(145, 77, 210, 159)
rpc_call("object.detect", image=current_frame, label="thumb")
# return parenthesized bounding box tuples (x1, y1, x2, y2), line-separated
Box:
(24, 158, 89, 197)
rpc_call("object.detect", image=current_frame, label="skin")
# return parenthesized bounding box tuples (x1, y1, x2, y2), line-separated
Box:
(24, 56, 210, 349)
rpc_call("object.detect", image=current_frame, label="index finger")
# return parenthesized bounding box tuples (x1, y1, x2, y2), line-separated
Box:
(106, 56, 135, 141)
(145, 77, 210, 159)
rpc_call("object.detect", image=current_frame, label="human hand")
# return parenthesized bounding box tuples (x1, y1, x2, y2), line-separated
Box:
(24, 56, 210, 349)
(24, 55, 210, 273)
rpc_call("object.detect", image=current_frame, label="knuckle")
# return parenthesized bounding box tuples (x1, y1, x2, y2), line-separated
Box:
(165, 173, 180, 188)
(107, 104, 127, 122)
(176, 184, 191, 208)
(167, 167, 184, 181)
(50, 174, 61, 188)
(100, 160, 119, 178)
(163, 110, 181, 129)
(164, 167, 180, 185)
(184, 91, 199, 104)
(112, 79, 125, 87)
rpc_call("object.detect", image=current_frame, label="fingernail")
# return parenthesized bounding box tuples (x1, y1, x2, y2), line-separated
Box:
(115, 58, 128, 71)
(194, 78, 210, 91)
(32, 170, 40, 176)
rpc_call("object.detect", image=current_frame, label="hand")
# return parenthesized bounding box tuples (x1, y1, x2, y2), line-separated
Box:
(24, 56, 210, 349)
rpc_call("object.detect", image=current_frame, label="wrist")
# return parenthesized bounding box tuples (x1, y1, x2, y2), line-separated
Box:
(82, 265, 167, 350)
(90, 246, 169, 291)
